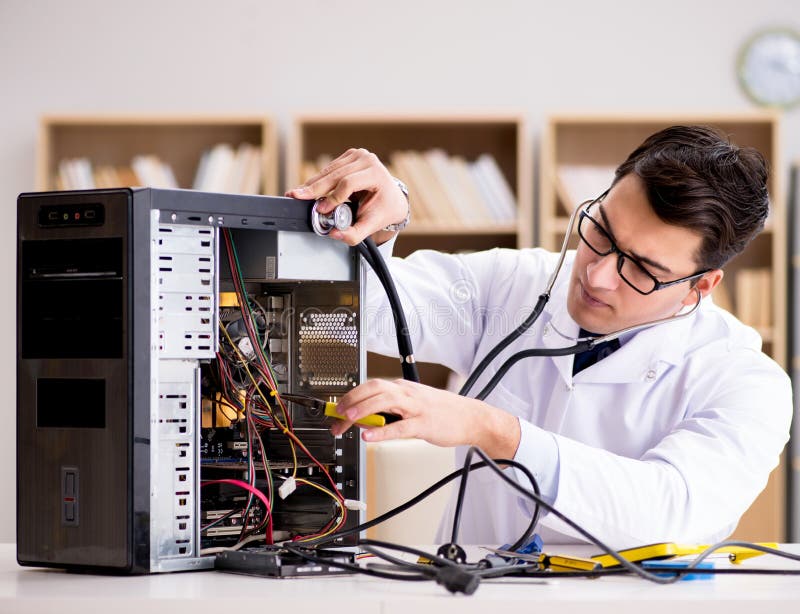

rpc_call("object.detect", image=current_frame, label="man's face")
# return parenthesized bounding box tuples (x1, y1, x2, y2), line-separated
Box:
(567, 173, 709, 335)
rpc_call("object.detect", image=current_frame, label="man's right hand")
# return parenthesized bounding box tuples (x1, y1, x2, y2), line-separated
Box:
(284, 148, 409, 246)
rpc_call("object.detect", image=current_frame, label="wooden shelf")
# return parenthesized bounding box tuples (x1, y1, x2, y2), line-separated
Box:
(38, 114, 279, 194)
(540, 112, 786, 542)
(288, 113, 533, 249)
(290, 113, 533, 389)
(403, 223, 518, 236)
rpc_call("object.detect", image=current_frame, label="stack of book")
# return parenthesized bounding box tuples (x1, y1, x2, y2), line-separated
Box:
(56, 156, 178, 190)
(555, 164, 617, 215)
(301, 149, 517, 227)
(54, 143, 263, 194)
(192, 143, 262, 194)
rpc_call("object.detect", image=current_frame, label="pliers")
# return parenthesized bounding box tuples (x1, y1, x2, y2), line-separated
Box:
(280, 393, 397, 428)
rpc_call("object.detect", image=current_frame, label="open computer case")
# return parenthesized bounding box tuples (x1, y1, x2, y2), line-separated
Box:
(17, 188, 365, 573)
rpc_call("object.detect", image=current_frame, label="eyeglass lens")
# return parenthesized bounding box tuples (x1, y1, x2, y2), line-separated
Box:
(579, 212, 657, 293)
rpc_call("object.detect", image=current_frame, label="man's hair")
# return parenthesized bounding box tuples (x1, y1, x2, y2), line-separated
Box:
(612, 125, 770, 270)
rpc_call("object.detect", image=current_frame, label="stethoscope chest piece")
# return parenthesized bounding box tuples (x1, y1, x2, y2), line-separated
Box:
(311, 201, 353, 236)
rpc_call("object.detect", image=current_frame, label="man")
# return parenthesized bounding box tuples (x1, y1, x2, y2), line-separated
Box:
(285, 126, 792, 547)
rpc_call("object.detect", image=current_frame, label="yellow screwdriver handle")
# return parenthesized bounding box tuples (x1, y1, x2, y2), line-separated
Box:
(324, 403, 386, 428)
(546, 554, 601, 572)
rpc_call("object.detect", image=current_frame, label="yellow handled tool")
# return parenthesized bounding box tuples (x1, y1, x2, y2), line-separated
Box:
(482, 547, 600, 572)
(545, 554, 601, 572)
(675, 542, 779, 564)
(591, 543, 681, 568)
(592, 542, 779, 568)
(280, 393, 389, 428)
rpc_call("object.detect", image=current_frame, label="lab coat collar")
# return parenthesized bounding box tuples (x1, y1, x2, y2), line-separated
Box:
(539, 276, 696, 385)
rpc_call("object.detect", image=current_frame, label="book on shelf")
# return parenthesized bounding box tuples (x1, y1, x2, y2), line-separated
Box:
(54, 142, 262, 194)
(193, 143, 263, 194)
(711, 279, 733, 313)
(555, 164, 617, 215)
(132, 155, 179, 189)
(56, 155, 178, 190)
(450, 156, 495, 223)
(387, 151, 435, 224)
(405, 150, 462, 224)
(735, 268, 772, 330)
(302, 149, 517, 228)
(472, 153, 516, 224)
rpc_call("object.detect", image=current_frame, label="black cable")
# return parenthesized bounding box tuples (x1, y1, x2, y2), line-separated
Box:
(453, 446, 708, 585)
(450, 458, 540, 552)
(282, 446, 800, 592)
(474, 341, 594, 401)
(354, 239, 378, 269)
(363, 238, 420, 383)
(358, 539, 482, 594)
(691, 541, 800, 564)
(359, 539, 460, 571)
(304, 459, 539, 553)
(330, 212, 800, 590)
(355, 237, 420, 383)
(458, 293, 550, 397)
(280, 542, 430, 582)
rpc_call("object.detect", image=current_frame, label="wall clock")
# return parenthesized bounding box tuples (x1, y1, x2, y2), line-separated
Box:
(738, 28, 800, 109)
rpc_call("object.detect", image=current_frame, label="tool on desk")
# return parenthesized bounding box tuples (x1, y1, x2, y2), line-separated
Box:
(280, 393, 398, 427)
(498, 534, 544, 556)
(591, 542, 779, 568)
(481, 547, 601, 572)
(724, 542, 779, 563)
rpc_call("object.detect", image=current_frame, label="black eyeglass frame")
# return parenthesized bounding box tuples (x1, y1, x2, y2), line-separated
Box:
(577, 192, 712, 296)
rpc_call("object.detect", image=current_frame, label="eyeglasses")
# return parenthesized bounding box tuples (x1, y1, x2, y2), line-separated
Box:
(577, 194, 711, 295)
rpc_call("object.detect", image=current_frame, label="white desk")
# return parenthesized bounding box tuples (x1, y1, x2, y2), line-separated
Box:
(3, 543, 800, 614)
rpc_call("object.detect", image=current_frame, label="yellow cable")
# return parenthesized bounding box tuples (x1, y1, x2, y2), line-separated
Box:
(294, 478, 346, 541)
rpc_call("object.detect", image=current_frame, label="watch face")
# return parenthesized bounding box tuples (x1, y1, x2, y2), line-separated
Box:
(738, 29, 800, 108)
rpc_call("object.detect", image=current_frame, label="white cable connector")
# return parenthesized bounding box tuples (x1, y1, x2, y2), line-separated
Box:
(344, 498, 366, 512)
(278, 476, 296, 499)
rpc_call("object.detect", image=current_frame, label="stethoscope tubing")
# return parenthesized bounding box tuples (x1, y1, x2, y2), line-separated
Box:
(461, 197, 703, 400)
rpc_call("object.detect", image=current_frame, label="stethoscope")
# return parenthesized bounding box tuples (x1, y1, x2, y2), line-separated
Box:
(458, 197, 703, 401)
(310, 196, 703, 402)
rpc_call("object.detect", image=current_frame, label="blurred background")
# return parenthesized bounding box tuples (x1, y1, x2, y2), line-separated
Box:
(2, 0, 799, 545)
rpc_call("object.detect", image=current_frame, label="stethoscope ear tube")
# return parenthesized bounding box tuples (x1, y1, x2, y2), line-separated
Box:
(470, 289, 702, 401)
(457, 292, 549, 397)
(473, 342, 594, 401)
(459, 190, 704, 401)
(458, 198, 590, 398)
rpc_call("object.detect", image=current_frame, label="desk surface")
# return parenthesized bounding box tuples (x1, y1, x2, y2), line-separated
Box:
(3, 543, 800, 614)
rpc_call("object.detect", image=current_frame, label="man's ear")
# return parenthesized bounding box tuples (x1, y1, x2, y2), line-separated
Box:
(681, 269, 723, 306)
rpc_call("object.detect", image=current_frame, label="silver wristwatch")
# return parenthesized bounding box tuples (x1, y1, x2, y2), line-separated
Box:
(383, 177, 411, 232)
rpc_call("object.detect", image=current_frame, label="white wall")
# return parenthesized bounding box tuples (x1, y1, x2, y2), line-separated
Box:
(0, 0, 798, 543)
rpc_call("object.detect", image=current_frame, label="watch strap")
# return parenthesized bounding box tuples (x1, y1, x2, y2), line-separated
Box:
(383, 177, 411, 232)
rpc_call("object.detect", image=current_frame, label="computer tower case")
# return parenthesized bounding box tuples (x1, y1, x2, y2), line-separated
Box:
(17, 188, 365, 573)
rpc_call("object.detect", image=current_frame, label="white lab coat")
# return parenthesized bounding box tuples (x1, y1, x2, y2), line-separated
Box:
(366, 243, 792, 548)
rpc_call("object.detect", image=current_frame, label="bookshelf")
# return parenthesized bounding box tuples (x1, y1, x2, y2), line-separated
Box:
(288, 113, 533, 389)
(37, 114, 278, 193)
(540, 112, 786, 541)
